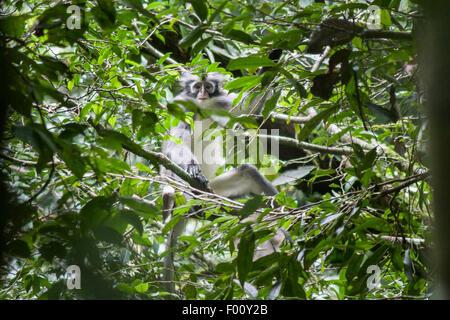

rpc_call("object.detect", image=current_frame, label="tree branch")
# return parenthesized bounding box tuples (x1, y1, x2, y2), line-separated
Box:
(361, 30, 413, 41)
(255, 112, 313, 124)
(368, 234, 425, 247)
(89, 121, 210, 192)
(132, 20, 182, 67)
(374, 171, 431, 200)
(26, 158, 55, 204)
(0, 153, 37, 167)
(251, 132, 353, 156)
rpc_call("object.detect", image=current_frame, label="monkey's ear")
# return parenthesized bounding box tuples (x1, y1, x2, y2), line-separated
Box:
(207, 72, 229, 88)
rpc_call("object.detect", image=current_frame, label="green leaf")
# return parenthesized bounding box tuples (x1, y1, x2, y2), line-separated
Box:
(80, 196, 115, 232)
(0, 15, 26, 37)
(122, 0, 144, 10)
(351, 217, 391, 233)
(327, 126, 351, 146)
(93, 0, 117, 32)
(119, 196, 159, 218)
(226, 29, 254, 44)
(167, 103, 187, 120)
(188, 0, 208, 21)
(352, 143, 365, 160)
(262, 91, 281, 118)
(45, 281, 65, 300)
(237, 228, 255, 285)
(6, 240, 31, 258)
(207, 1, 227, 25)
(276, 29, 304, 50)
(103, 213, 129, 235)
(39, 241, 67, 261)
(228, 115, 258, 128)
(94, 226, 123, 244)
(361, 148, 377, 171)
(223, 76, 260, 90)
(38, 3, 86, 44)
(360, 245, 389, 275)
(224, 222, 251, 242)
(282, 258, 306, 298)
(99, 157, 132, 174)
(136, 180, 150, 197)
(58, 141, 86, 179)
(179, 25, 207, 49)
(239, 195, 263, 218)
(14, 125, 55, 173)
(6, 84, 33, 117)
(120, 210, 143, 235)
(59, 123, 88, 141)
(279, 69, 308, 98)
(134, 282, 149, 293)
(13, 125, 45, 152)
(162, 214, 182, 234)
(192, 36, 213, 56)
(132, 109, 143, 131)
(116, 283, 134, 294)
(40, 56, 70, 77)
(134, 162, 153, 173)
(297, 105, 338, 141)
(346, 253, 364, 281)
(215, 262, 235, 273)
(320, 212, 343, 227)
(227, 56, 277, 71)
(391, 246, 404, 271)
(97, 129, 134, 148)
(380, 9, 392, 27)
(184, 284, 197, 299)
(111, 243, 127, 262)
(33, 80, 65, 103)
(272, 166, 314, 186)
(119, 178, 136, 196)
(139, 111, 158, 137)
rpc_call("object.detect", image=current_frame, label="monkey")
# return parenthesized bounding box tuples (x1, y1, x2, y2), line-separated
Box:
(160, 71, 282, 297)
(162, 72, 278, 197)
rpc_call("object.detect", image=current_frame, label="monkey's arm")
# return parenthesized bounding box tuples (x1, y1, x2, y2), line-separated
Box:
(162, 121, 208, 186)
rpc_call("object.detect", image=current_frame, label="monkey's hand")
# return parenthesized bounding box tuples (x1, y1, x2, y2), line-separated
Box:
(186, 161, 209, 187)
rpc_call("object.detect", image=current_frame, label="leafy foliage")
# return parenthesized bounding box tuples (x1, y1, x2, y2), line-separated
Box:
(0, 0, 432, 300)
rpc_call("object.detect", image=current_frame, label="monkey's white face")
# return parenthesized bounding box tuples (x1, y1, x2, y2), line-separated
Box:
(180, 72, 226, 102)
(190, 80, 217, 100)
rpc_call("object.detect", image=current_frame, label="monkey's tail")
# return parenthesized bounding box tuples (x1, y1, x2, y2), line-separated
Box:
(162, 219, 187, 299)
(162, 186, 176, 298)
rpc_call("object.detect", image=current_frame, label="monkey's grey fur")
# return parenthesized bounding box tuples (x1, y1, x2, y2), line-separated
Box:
(160, 72, 282, 297)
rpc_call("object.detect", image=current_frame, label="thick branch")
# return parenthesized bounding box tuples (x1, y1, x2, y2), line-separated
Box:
(368, 234, 425, 247)
(122, 140, 210, 191)
(255, 112, 312, 124)
(252, 132, 353, 156)
(0, 153, 38, 167)
(89, 122, 210, 192)
(311, 46, 331, 73)
(361, 30, 413, 41)
(374, 171, 431, 200)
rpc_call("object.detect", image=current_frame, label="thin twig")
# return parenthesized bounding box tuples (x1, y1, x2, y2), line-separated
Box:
(26, 158, 55, 204)
(132, 20, 182, 67)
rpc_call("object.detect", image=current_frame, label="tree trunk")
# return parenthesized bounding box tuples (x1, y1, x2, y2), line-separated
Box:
(419, 1, 450, 299)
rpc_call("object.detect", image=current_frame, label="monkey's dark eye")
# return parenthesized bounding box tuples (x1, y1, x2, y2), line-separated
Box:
(204, 82, 214, 92)
(193, 82, 202, 90)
